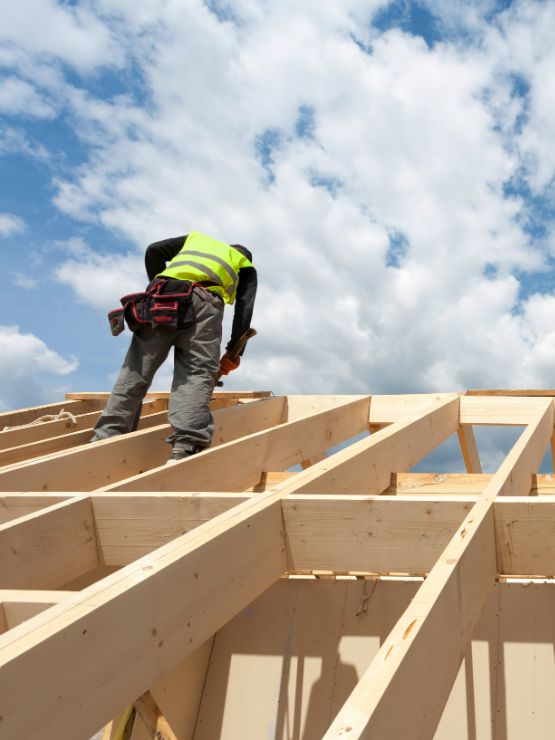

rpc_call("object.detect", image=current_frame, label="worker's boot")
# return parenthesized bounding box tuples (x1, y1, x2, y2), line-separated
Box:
(166, 443, 202, 465)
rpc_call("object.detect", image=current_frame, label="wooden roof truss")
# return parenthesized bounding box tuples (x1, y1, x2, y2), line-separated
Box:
(1, 390, 555, 738)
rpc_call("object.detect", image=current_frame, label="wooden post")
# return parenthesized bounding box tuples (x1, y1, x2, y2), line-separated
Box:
(457, 424, 483, 473)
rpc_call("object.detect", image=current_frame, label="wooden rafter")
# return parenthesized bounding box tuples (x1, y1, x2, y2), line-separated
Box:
(325, 398, 553, 738)
(0, 391, 555, 739)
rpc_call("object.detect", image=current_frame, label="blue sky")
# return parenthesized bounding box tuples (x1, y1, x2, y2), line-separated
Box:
(2, 0, 555, 470)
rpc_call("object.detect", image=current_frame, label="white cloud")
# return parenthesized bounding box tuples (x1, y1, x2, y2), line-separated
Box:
(422, 0, 502, 35)
(0, 325, 78, 411)
(0, 1, 121, 72)
(0, 213, 25, 237)
(0, 126, 49, 160)
(53, 238, 146, 310)
(0, 77, 55, 118)
(497, 2, 555, 193)
(4, 0, 555, 425)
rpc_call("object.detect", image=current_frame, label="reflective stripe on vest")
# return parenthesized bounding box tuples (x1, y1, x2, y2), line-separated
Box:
(157, 232, 253, 304)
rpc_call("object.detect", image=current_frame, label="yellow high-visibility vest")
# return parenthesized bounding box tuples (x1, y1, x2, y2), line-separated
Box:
(157, 231, 253, 304)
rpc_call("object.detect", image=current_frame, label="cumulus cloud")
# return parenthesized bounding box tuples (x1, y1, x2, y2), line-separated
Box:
(46, 2, 555, 395)
(0, 126, 49, 160)
(3, 0, 555, 424)
(53, 238, 146, 310)
(0, 325, 78, 410)
(0, 77, 55, 118)
(0, 1, 121, 72)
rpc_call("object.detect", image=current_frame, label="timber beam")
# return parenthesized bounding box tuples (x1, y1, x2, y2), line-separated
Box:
(101, 395, 373, 493)
(5, 491, 555, 582)
(325, 398, 553, 738)
(0, 395, 466, 738)
(1, 392, 555, 739)
(0, 396, 286, 491)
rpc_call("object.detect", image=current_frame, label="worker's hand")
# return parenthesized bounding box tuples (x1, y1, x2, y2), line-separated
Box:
(219, 353, 241, 375)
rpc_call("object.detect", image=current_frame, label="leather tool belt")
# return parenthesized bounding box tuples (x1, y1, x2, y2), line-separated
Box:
(107, 278, 198, 336)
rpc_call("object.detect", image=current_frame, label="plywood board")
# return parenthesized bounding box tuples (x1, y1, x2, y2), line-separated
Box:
(193, 579, 418, 740)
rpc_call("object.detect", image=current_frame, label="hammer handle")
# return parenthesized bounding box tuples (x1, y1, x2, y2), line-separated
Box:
(215, 328, 257, 387)
(228, 327, 257, 360)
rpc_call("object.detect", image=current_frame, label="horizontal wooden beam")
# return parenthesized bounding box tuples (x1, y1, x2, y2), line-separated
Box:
(0, 498, 99, 589)
(283, 496, 474, 574)
(459, 395, 550, 425)
(283, 394, 369, 422)
(92, 493, 251, 565)
(367, 394, 457, 424)
(58, 487, 555, 578)
(495, 497, 555, 575)
(0, 495, 70, 525)
(466, 389, 555, 396)
(386, 472, 555, 496)
(65, 390, 272, 401)
(14, 492, 555, 578)
(367, 393, 554, 425)
(283, 494, 555, 578)
(0, 591, 73, 630)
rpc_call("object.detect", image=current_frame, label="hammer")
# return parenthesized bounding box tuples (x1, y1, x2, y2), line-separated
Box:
(216, 328, 257, 387)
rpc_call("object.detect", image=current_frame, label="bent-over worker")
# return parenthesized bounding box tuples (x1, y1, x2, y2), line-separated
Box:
(90, 231, 257, 462)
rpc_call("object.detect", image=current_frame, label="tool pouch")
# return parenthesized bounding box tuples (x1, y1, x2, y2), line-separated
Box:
(108, 308, 125, 336)
(150, 296, 181, 328)
(149, 279, 195, 330)
(120, 291, 151, 332)
(107, 279, 196, 335)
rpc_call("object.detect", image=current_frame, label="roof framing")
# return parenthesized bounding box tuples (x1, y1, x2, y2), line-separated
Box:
(0, 390, 554, 738)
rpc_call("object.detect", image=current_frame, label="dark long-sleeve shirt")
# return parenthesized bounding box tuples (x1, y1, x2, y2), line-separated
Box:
(145, 235, 257, 353)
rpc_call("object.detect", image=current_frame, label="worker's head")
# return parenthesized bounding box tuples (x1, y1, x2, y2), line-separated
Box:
(231, 244, 253, 264)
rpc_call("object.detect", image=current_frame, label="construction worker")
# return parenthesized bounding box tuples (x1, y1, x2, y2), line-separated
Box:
(90, 231, 257, 462)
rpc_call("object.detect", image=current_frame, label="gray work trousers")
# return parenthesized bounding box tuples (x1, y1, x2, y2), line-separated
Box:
(91, 291, 223, 453)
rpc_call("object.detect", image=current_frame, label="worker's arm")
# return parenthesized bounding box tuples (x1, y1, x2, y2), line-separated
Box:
(145, 235, 187, 280)
(226, 266, 257, 355)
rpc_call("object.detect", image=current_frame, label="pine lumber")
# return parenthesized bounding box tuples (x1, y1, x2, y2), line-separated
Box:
(0, 398, 104, 431)
(2, 392, 555, 738)
(457, 424, 482, 473)
(101, 396, 372, 493)
(283, 495, 474, 574)
(0, 396, 285, 491)
(0, 497, 98, 589)
(325, 399, 553, 739)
